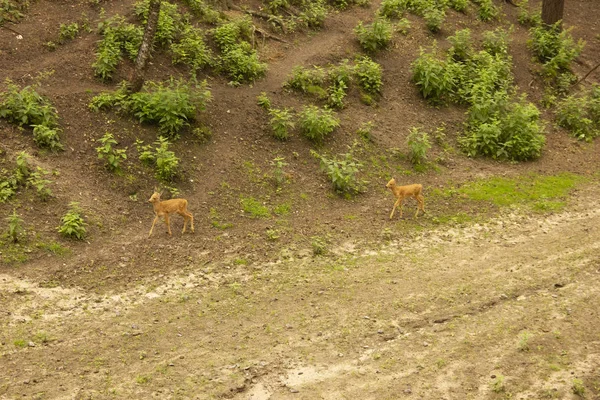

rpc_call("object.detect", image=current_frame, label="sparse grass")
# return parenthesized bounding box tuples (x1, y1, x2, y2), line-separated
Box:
(517, 331, 532, 351)
(572, 378, 585, 397)
(491, 374, 505, 393)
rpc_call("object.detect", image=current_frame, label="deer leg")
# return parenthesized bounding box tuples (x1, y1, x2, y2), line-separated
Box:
(418, 194, 425, 214)
(390, 198, 402, 219)
(178, 211, 187, 234)
(189, 212, 194, 233)
(149, 216, 159, 238)
(164, 214, 172, 235)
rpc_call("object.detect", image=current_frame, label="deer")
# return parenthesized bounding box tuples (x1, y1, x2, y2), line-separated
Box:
(385, 178, 425, 220)
(148, 191, 194, 237)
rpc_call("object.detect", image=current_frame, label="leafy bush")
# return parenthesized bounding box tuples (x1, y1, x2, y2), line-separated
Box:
(298, 105, 340, 144)
(171, 26, 213, 72)
(411, 45, 452, 103)
(298, 0, 328, 29)
(137, 137, 180, 181)
(448, 29, 473, 62)
(27, 167, 52, 201)
(396, 18, 411, 35)
(219, 43, 267, 83)
(93, 16, 143, 80)
(96, 132, 127, 172)
(14, 151, 31, 184)
(311, 148, 367, 195)
(482, 28, 510, 56)
(58, 202, 87, 240)
(128, 79, 211, 138)
(517, 0, 541, 27)
(269, 107, 295, 141)
(212, 17, 254, 51)
(424, 7, 445, 33)
(448, 0, 468, 13)
(0, 80, 63, 150)
(407, 127, 431, 165)
(529, 22, 584, 78)
(270, 157, 289, 188)
(181, 0, 221, 23)
(285, 65, 327, 93)
(355, 56, 383, 94)
(477, 0, 498, 21)
(354, 17, 393, 53)
(58, 22, 79, 43)
(134, 0, 183, 45)
(556, 87, 600, 142)
(378, 0, 407, 19)
(6, 209, 24, 243)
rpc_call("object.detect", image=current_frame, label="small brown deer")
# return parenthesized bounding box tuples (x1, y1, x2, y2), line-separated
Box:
(148, 191, 194, 237)
(386, 178, 425, 220)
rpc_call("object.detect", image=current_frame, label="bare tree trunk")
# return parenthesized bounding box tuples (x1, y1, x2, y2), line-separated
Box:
(541, 0, 565, 27)
(129, 0, 161, 93)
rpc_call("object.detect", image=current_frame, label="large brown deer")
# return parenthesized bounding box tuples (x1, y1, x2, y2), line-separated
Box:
(148, 191, 194, 237)
(386, 178, 425, 219)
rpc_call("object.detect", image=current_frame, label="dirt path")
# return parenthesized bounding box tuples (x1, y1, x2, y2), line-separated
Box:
(1, 186, 600, 399)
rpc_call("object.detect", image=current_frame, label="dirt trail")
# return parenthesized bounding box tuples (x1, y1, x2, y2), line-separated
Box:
(2, 187, 600, 399)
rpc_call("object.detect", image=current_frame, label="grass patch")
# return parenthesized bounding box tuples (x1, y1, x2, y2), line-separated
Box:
(240, 196, 271, 218)
(457, 173, 587, 212)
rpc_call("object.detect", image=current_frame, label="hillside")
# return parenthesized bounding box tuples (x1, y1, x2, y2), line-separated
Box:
(1, 0, 600, 398)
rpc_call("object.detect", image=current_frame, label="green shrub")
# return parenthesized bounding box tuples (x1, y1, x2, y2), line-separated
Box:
(27, 167, 53, 201)
(448, 0, 468, 13)
(89, 85, 129, 112)
(407, 127, 431, 165)
(448, 29, 473, 62)
(355, 56, 383, 94)
(298, 105, 340, 144)
(477, 0, 498, 21)
(378, 0, 407, 19)
(6, 209, 24, 243)
(556, 88, 600, 142)
(93, 15, 143, 80)
(58, 202, 87, 240)
(424, 7, 445, 33)
(171, 26, 213, 71)
(257, 92, 271, 109)
(311, 149, 367, 195)
(285, 65, 327, 93)
(212, 17, 254, 51)
(0, 80, 63, 150)
(411, 45, 452, 103)
(482, 28, 510, 56)
(529, 22, 584, 78)
(14, 151, 31, 185)
(96, 132, 127, 172)
(58, 22, 79, 43)
(181, 0, 221, 23)
(219, 43, 267, 83)
(396, 18, 411, 35)
(269, 107, 295, 141)
(127, 79, 211, 139)
(298, 0, 328, 29)
(354, 17, 393, 53)
(517, 0, 541, 26)
(137, 137, 180, 181)
(327, 81, 348, 109)
(270, 156, 288, 188)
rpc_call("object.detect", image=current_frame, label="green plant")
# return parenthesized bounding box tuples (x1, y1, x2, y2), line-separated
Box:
(135, 0, 183, 45)
(572, 378, 585, 397)
(171, 26, 213, 72)
(491, 375, 505, 393)
(58, 22, 79, 44)
(0, 80, 63, 150)
(128, 79, 211, 139)
(355, 56, 383, 94)
(311, 235, 327, 255)
(327, 80, 347, 109)
(269, 107, 295, 141)
(354, 17, 393, 53)
(240, 196, 270, 218)
(395, 18, 411, 35)
(270, 156, 289, 187)
(477, 0, 498, 21)
(482, 28, 510, 56)
(6, 209, 24, 243)
(298, 0, 328, 29)
(357, 121, 374, 141)
(93, 15, 144, 80)
(14, 151, 31, 184)
(411, 45, 452, 103)
(219, 42, 268, 84)
(448, 29, 473, 62)
(311, 148, 367, 195)
(285, 65, 327, 93)
(517, 0, 541, 26)
(529, 22, 584, 78)
(407, 127, 431, 166)
(137, 137, 180, 181)
(424, 7, 445, 33)
(517, 331, 532, 351)
(555, 89, 599, 142)
(27, 167, 53, 201)
(58, 202, 87, 240)
(298, 105, 340, 144)
(257, 92, 271, 109)
(378, 0, 407, 19)
(448, 0, 468, 13)
(96, 132, 127, 172)
(266, 228, 280, 241)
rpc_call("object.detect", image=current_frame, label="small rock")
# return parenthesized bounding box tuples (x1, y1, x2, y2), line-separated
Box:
(423, 342, 430, 347)
(28, 341, 36, 347)
(290, 388, 299, 393)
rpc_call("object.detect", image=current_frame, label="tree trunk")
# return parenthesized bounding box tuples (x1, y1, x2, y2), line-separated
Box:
(541, 0, 565, 27)
(129, 0, 161, 93)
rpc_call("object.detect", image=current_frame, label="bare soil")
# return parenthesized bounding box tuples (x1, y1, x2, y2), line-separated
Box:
(1, 0, 600, 398)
